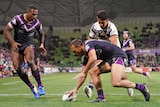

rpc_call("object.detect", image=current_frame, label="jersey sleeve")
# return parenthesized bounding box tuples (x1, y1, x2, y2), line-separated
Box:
(8, 16, 18, 29)
(35, 20, 44, 34)
(109, 23, 118, 36)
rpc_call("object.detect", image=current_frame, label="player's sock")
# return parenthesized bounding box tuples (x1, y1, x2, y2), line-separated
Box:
(97, 89, 105, 99)
(32, 69, 43, 87)
(135, 83, 150, 101)
(17, 69, 34, 89)
(88, 82, 94, 90)
(135, 83, 145, 91)
(142, 72, 147, 76)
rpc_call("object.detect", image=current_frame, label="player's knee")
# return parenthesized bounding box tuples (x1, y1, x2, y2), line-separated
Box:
(111, 81, 120, 87)
(89, 68, 98, 76)
(27, 60, 34, 67)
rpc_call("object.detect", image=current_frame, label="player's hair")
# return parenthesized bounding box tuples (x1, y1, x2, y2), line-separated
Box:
(123, 29, 130, 36)
(69, 39, 83, 48)
(96, 10, 109, 20)
(27, 4, 38, 10)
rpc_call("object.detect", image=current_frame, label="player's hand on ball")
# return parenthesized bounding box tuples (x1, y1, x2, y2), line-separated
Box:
(62, 91, 77, 102)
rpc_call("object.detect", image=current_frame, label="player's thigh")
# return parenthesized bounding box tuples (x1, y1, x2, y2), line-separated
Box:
(99, 62, 111, 74)
(11, 52, 23, 70)
(24, 46, 35, 61)
(111, 64, 125, 82)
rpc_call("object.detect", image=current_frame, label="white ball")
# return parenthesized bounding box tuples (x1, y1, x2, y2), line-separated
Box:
(62, 93, 70, 101)
(62, 93, 77, 102)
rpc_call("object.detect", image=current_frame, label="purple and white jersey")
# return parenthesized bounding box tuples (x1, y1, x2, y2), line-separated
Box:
(84, 39, 127, 61)
(8, 14, 43, 45)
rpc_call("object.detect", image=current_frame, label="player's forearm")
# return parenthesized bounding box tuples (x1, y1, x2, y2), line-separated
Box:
(123, 47, 134, 51)
(74, 75, 86, 90)
(39, 32, 45, 45)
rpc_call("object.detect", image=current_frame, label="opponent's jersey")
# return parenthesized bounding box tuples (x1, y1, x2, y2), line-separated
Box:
(8, 14, 43, 45)
(84, 39, 127, 62)
(89, 21, 121, 48)
(122, 39, 135, 60)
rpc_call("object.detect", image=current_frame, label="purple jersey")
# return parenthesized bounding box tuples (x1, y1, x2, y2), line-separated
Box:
(8, 14, 43, 45)
(122, 39, 135, 60)
(84, 39, 128, 64)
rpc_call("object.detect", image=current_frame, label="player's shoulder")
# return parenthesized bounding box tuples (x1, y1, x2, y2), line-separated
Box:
(12, 14, 22, 20)
(91, 22, 100, 28)
(108, 21, 117, 27)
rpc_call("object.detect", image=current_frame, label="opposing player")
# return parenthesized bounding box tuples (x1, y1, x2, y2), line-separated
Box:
(83, 10, 133, 100)
(3, 4, 46, 99)
(66, 39, 150, 102)
(122, 30, 151, 80)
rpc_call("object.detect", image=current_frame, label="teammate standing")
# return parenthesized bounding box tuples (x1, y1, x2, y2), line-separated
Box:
(122, 30, 151, 80)
(3, 4, 46, 99)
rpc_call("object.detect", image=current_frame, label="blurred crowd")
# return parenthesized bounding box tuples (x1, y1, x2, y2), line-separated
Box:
(0, 43, 51, 78)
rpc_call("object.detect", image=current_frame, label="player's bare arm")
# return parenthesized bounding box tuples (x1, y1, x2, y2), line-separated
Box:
(109, 35, 118, 46)
(39, 31, 47, 56)
(3, 25, 21, 52)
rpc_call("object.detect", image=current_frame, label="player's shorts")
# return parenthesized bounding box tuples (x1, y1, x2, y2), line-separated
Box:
(128, 59, 136, 66)
(105, 56, 128, 67)
(18, 43, 35, 55)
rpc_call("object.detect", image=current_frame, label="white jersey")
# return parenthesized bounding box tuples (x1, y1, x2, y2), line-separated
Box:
(89, 21, 121, 48)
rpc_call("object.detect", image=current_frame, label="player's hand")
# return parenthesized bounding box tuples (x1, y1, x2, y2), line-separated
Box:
(122, 48, 126, 51)
(65, 89, 77, 97)
(11, 42, 21, 53)
(39, 44, 47, 56)
(72, 72, 86, 80)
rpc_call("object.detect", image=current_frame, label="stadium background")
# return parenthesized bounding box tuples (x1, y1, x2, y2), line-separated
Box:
(0, 0, 160, 73)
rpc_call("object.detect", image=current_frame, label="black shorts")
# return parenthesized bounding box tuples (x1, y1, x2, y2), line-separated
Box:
(18, 44, 35, 55)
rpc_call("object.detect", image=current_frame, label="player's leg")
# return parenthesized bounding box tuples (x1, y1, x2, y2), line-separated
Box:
(24, 46, 46, 96)
(88, 62, 110, 102)
(11, 52, 39, 99)
(111, 62, 150, 101)
(131, 64, 151, 80)
(84, 60, 102, 98)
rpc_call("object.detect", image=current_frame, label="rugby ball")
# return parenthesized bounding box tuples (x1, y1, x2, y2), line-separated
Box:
(62, 93, 77, 102)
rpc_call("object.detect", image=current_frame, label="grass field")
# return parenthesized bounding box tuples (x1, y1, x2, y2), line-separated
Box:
(0, 72, 160, 107)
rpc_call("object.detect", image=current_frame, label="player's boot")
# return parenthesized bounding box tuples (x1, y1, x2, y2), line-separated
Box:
(88, 97, 106, 103)
(146, 72, 152, 80)
(38, 86, 46, 96)
(83, 86, 92, 98)
(127, 88, 134, 96)
(140, 84, 150, 101)
(31, 86, 40, 99)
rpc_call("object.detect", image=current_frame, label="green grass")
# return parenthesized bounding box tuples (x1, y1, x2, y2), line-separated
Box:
(0, 72, 159, 107)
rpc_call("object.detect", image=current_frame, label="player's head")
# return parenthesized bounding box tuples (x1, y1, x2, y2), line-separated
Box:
(26, 4, 38, 21)
(123, 29, 130, 39)
(96, 10, 109, 29)
(69, 39, 85, 56)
